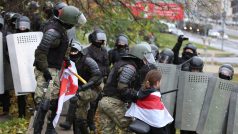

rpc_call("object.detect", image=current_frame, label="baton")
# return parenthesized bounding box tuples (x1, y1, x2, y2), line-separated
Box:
(68, 68, 87, 84)
(161, 89, 178, 95)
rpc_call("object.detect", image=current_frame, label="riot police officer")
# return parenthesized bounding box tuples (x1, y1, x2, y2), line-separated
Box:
(108, 34, 129, 65)
(15, 15, 31, 118)
(218, 64, 234, 80)
(159, 48, 174, 64)
(98, 42, 156, 133)
(180, 56, 204, 134)
(0, 14, 8, 116)
(33, 6, 86, 134)
(173, 35, 197, 71)
(84, 28, 110, 133)
(189, 56, 204, 72)
(2, 12, 21, 33)
(27, 1, 41, 31)
(1, 12, 20, 117)
(59, 41, 102, 134)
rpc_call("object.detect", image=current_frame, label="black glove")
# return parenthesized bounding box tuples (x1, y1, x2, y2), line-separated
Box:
(64, 57, 71, 68)
(43, 70, 52, 82)
(178, 35, 188, 43)
(70, 96, 78, 103)
(75, 86, 84, 99)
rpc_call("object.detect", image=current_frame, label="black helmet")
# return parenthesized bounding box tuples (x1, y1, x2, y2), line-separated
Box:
(189, 56, 204, 72)
(53, 2, 67, 17)
(15, 16, 30, 31)
(4, 12, 20, 23)
(89, 29, 107, 44)
(219, 64, 234, 80)
(182, 43, 197, 60)
(27, 1, 40, 11)
(70, 41, 84, 62)
(116, 34, 128, 46)
(159, 48, 174, 64)
(183, 43, 197, 55)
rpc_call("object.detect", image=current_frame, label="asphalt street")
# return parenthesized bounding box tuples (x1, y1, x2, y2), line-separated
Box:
(183, 31, 238, 64)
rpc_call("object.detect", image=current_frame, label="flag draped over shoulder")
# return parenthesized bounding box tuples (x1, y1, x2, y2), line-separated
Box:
(53, 61, 78, 127)
(125, 91, 173, 128)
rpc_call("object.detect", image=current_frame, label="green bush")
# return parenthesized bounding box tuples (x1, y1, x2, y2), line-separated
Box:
(0, 118, 29, 134)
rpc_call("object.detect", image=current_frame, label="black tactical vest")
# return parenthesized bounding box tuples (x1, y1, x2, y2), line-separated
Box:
(84, 45, 109, 76)
(43, 19, 69, 69)
(103, 60, 137, 98)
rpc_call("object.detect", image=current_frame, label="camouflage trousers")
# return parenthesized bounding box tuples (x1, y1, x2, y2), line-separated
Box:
(75, 89, 99, 119)
(98, 96, 133, 134)
(34, 68, 60, 104)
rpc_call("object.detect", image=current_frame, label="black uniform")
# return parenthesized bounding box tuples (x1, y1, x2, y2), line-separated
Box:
(73, 56, 102, 134)
(84, 45, 110, 78)
(29, 12, 42, 31)
(84, 44, 110, 131)
(108, 48, 128, 65)
(103, 59, 139, 102)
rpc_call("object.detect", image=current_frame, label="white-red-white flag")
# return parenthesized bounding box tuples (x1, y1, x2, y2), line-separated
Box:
(125, 91, 173, 128)
(53, 61, 78, 127)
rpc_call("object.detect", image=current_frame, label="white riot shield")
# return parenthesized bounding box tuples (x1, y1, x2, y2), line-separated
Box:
(197, 78, 233, 134)
(226, 86, 238, 134)
(175, 71, 210, 131)
(0, 32, 4, 94)
(156, 63, 179, 115)
(6, 32, 43, 96)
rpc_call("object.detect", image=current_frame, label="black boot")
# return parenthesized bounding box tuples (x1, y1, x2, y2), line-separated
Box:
(45, 121, 57, 134)
(59, 98, 77, 130)
(33, 106, 47, 134)
(45, 100, 58, 134)
(87, 96, 100, 133)
(73, 119, 89, 134)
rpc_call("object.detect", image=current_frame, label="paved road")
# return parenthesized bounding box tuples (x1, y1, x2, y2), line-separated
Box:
(183, 31, 238, 55)
(212, 24, 238, 37)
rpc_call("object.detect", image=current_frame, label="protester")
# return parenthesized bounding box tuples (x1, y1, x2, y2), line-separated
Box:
(125, 69, 173, 134)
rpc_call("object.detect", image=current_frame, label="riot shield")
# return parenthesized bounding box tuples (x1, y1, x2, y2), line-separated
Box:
(197, 77, 233, 134)
(0, 32, 4, 94)
(6, 32, 43, 96)
(226, 86, 238, 134)
(175, 71, 210, 131)
(156, 63, 179, 115)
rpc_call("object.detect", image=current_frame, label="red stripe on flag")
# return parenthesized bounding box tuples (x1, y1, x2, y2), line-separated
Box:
(65, 75, 78, 95)
(59, 77, 68, 96)
(136, 94, 164, 110)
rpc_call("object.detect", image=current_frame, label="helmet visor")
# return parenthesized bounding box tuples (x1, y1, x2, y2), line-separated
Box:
(96, 32, 107, 41)
(159, 55, 170, 63)
(78, 13, 87, 25)
(17, 22, 31, 30)
(117, 36, 128, 46)
(220, 68, 233, 77)
(144, 52, 155, 64)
